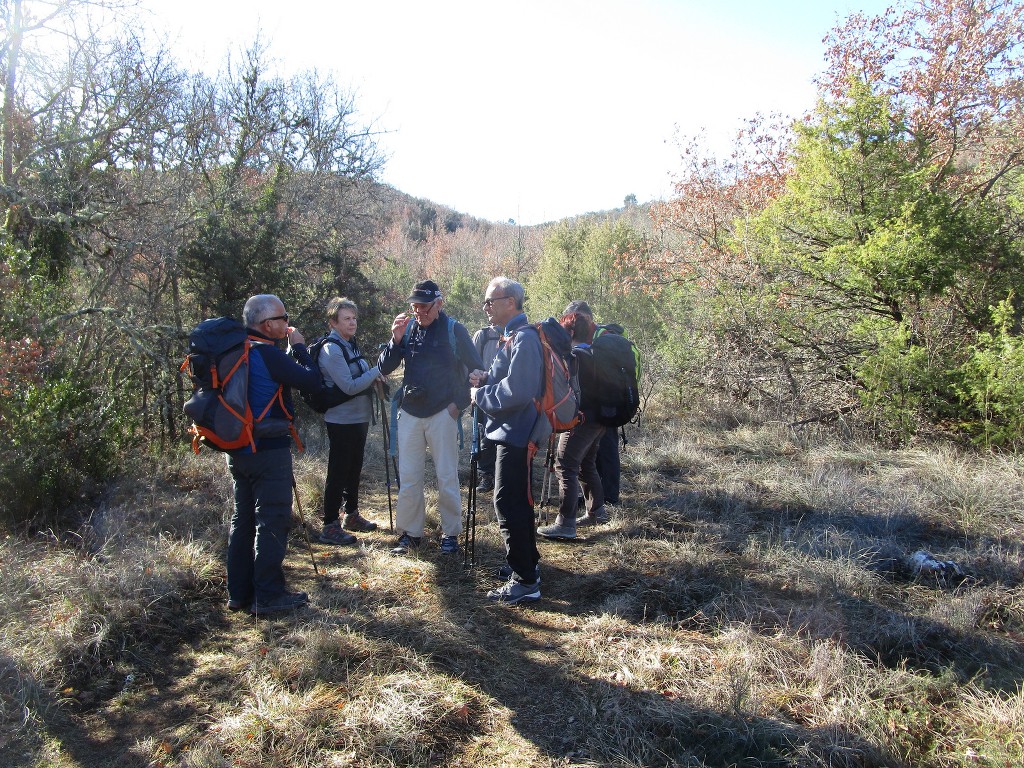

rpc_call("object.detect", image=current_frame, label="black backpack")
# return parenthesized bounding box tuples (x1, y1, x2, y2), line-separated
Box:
(588, 324, 641, 427)
(300, 335, 370, 413)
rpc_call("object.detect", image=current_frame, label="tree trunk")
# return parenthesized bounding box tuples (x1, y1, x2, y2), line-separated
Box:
(2, 0, 24, 192)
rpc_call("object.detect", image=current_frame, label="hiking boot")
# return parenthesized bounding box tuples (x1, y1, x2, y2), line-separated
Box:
(251, 591, 308, 615)
(343, 513, 378, 532)
(476, 473, 494, 492)
(439, 535, 460, 554)
(487, 578, 541, 604)
(390, 532, 422, 554)
(226, 597, 251, 612)
(537, 516, 577, 540)
(496, 563, 541, 583)
(576, 506, 610, 527)
(319, 521, 357, 545)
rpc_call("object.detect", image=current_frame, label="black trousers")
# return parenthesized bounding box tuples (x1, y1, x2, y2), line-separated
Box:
(595, 426, 621, 504)
(493, 443, 539, 584)
(322, 421, 369, 524)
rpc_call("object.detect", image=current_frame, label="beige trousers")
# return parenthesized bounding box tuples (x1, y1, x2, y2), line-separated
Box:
(395, 408, 463, 537)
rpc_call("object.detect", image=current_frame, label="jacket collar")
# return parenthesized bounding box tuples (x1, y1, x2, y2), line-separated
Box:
(503, 313, 529, 335)
(247, 327, 278, 344)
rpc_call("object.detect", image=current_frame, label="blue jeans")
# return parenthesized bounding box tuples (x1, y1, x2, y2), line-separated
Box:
(226, 448, 294, 605)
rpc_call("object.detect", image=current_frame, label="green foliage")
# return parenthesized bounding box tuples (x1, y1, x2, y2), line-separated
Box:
(854, 322, 934, 443)
(751, 83, 951, 319)
(526, 219, 681, 408)
(179, 177, 292, 319)
(527, 219, 651, 325)
(0, 240, 136, 529)
(734, 79, 1024, 441)
(444, 271, 488, 330)
(958, 296, 1024, 448)
(1, 374, 132, 528)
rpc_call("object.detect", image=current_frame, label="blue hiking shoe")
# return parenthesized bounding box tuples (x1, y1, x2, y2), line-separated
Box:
(440, 535, 460, 554)
(390, 532, 422, 555)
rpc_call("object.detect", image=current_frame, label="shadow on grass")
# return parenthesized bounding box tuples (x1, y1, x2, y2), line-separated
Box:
(349, 535, 908, 767)
(1, 597, 243, 768)
(606, 482, 1024, 693)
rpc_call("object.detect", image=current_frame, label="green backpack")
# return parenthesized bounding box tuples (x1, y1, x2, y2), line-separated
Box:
(588, 324, 641, 428)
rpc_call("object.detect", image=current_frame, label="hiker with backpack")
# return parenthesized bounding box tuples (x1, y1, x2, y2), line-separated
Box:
(471, 321, 502, 493)
(378, 280, 485, 556)
(538, 300, 610, 541)
(316, 296, 386, 545)
(224, 294, 322, 615)
(470, 277, 547, 604)
(593, 320, 641, 503)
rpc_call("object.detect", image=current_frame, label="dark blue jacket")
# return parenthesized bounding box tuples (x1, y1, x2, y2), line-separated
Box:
(378, 311, 483, 417)
(241, 329, 321, 452)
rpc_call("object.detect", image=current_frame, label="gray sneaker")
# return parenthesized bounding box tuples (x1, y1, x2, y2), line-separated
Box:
(576, 506, 610, 527)
(496, 563, 540, 583)
(487, 578, 541, 604)
(537, 520, 577, 540)
(342, 513, 378, 532)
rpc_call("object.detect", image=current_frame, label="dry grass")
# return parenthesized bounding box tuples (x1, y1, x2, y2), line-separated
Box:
(2, 402, 1024, 767)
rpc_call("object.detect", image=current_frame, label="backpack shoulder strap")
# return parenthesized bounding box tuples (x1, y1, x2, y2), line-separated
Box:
(401, 320, 417, 347)
(447, 316, 457, 356)
(474, 325, 497, 357)
(335, 337, 358, 365)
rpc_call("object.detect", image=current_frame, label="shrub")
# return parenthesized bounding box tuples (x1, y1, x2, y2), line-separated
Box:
(958, 296, 1024, 448)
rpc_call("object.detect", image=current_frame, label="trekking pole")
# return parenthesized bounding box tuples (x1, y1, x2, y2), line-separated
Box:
(291, 476, 320, 576)
(538, 433, 557, 525)
(379, 384, 395, 532)
(388, 384, 401, 494)
(464, 403, 479, 569)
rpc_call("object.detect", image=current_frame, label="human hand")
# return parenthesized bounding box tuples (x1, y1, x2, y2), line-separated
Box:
(287, 326, 306, 346)
(468, 369, 488, 387)
(391, 312, 411, 343)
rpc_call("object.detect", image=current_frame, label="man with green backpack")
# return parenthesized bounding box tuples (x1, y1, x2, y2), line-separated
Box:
(538, 300, 641, 540)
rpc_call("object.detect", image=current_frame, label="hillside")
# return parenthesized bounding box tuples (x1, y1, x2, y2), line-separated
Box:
(2, 401, 1022, 767)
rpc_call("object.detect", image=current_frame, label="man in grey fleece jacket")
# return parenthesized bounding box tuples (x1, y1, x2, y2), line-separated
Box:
(470, 277, 544, 604)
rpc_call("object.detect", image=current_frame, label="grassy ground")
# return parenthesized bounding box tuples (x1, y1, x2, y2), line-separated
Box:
(2, 402, 1023, 767)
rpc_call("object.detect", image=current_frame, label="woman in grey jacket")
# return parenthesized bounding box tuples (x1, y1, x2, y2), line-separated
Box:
(318, 297, 384, 545)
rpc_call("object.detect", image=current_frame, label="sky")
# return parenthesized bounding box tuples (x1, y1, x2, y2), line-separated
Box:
(135, 0, 892, 225)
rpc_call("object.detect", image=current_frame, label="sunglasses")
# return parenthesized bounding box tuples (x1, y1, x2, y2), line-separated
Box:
(263, 314, 289, 323)
(482, 296, 513, 308)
